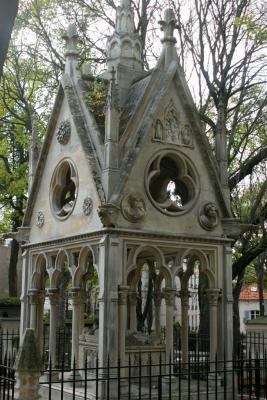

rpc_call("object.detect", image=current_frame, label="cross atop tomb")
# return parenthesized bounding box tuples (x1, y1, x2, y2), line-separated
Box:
(159, 8, 178, 44)
(62, 23, 79, 58)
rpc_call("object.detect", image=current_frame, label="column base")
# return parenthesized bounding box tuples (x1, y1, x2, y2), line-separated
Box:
(42, 370, 59, 382)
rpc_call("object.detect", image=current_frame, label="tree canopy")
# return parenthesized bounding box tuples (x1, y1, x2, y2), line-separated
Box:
(1, 0, 266, 309)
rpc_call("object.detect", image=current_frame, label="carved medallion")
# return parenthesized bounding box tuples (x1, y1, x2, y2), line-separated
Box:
(36, 211, 45, 228)
(199, 202, 219, 230)
(83, 197, 93, 216)
(56, 120, 71, 145)
(121, 193, 146, 222)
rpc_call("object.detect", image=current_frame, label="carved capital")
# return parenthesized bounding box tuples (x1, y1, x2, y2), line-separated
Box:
(163, 288, 176, 306)
(70, 287, 82, 306)
(179, 290, 190, 307)
(47, 289, 60, 306)
(153, 291, 163, 307)
(128, 290, 138, 305)
(118, 285, 129, 305)
(28, 289, 45, 305)
(206, 289, 221, 306)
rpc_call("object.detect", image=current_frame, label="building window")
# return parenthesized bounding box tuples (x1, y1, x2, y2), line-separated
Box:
(250, 310, 260, 320)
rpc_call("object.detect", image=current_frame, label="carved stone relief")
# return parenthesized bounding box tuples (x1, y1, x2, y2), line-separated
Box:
(36, 211, 45, 228)
(121, 193, 146, 222)
(153, 103, 193, 148)
(181, 124, 193, 146)
(56, 120, 71, 145)
(83, 197, 93, 216)
(165, 107, 180, 143)
(199, 202, 219, 231)
(97, 204, 120, 227)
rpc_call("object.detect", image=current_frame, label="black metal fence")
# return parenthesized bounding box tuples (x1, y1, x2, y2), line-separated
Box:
(0, 353, 15, 400)
(0, 330, 19, 363)
(39, 352, 267, 400)
(1, 330, 267, 399)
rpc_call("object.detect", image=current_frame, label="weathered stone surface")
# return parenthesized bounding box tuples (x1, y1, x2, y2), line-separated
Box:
(15, 329, 42, 371)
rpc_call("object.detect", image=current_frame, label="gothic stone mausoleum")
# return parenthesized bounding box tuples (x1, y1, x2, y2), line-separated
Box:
(19, 0, 235, 374)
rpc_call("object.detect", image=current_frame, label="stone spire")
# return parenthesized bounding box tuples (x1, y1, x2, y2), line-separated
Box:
(116, 0, 135, 34)
(102, 67, 121, 200)
(106, 0, 143, 77)
(62, 23, 79, 76)
(159, 9, 178, 68)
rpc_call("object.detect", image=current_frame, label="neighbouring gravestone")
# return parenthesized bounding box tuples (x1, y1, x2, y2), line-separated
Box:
(14, 328, 42, 400)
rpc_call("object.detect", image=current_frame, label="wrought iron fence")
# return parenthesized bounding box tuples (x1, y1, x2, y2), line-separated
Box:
(1, 329, 267, 399)
(39, 352, 267, 400)
(0, 353, 15, 400)
(0, 330, 19, 363)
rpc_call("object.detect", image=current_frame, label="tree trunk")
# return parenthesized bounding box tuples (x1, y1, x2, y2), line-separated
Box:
(255, 255, 265, 316)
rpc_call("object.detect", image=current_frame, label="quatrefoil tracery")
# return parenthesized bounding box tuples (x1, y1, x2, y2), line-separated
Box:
(146, 151, 198, 216)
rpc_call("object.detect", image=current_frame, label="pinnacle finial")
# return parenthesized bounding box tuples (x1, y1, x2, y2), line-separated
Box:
(116, 0, 134, 34)
(62, 23, 79, 57)
(159, 9, 178, 44)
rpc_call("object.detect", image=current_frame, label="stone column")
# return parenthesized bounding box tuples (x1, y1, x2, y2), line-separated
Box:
(37, 290, 45, 357)
(79, 289, 86, 336)
(164, 288, 176, 362)
(180, 290, 190, 365)
(28, 289, 39, 332)
(70, 287, 82, 369)
(153, 291, 162, 339)
(128, 290, 137, 333)
(206, 289, 221, 365)
(47, 289, 59, 369)
(20, 249, 30, 345)
(118, 286, 129, 370)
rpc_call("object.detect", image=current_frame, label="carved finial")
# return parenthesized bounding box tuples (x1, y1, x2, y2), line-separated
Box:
(62, 23, 79, 58)
(116, 0, 134, 34)
(159, 8, 178, 44)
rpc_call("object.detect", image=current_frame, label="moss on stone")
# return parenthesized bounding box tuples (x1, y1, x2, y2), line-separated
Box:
(15, 329, 42, 371)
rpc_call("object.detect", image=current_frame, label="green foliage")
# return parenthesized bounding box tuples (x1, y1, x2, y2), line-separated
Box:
(234, 16, 267, 44)
(85, 79, 108, 129)
(0, 297, 20, 306)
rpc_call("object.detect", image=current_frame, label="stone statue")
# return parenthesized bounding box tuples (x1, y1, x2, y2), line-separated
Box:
(154, 119, 163, 140)
(199, 202, 219, 230)
(165, 108, 179, 143)
(122, 193, 146, 222)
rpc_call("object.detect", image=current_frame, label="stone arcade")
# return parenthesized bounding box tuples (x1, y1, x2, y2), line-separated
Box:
(18, 0, 236, 393)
